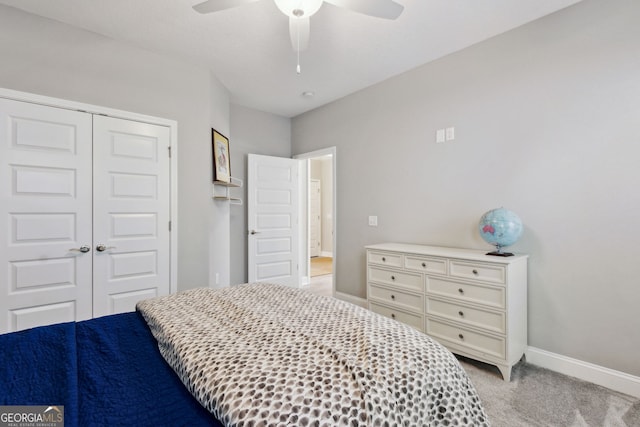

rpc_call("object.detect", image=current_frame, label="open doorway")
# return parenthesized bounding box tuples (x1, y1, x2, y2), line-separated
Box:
(294, 147, 336, 297)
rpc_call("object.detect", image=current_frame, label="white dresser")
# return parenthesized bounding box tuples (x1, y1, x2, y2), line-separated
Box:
(366, 243, 528, 381)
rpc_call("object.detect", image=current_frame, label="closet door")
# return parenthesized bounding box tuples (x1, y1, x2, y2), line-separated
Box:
(0, 99, 93, 333)
(92, 116, 171, 316)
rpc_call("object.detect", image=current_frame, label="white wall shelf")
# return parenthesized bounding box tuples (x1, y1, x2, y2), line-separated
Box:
(213, 177, 243, 205)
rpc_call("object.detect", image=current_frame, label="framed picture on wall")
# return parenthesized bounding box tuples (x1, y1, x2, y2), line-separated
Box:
(212, 129, 231, 183)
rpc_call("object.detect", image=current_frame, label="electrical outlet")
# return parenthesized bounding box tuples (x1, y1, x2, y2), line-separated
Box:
(368, 216, 378, 227)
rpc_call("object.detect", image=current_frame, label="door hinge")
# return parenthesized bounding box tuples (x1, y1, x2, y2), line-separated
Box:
(168, 146, 172, 158)
(169, 220, 172, 231)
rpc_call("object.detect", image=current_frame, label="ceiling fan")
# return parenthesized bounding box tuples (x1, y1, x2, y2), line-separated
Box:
(193, 0, 404, 54)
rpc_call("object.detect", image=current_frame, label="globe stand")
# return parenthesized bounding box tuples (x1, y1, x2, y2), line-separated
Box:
(487, 251, 514, 257)
(487, 244, 514, 257)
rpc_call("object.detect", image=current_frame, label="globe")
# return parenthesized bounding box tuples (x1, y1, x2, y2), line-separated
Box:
(478, 207, 523, 256)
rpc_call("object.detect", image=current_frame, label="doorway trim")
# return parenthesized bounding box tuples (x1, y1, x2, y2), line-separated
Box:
(294, 147, 336, 296)
(0, 87, 179, 294)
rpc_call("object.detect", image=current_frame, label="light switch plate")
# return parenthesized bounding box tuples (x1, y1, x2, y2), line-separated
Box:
(436, 129, 446, 143)
(446, 127, 455, 141)
(368, 216, 378, 226)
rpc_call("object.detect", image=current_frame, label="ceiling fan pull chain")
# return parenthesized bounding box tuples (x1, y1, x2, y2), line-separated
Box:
(296, 20, 301, 74)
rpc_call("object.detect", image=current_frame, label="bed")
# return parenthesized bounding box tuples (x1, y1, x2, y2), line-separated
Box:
(0, 283, 489, 426)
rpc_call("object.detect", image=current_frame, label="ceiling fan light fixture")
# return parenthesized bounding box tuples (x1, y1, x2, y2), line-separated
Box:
(274, 0, 323, 18)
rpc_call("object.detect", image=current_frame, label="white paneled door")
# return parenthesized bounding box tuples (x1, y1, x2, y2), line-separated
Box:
(248, 154, 300, 288)
(0, 99, 93, 332)
(0, 97, 172, 333)
(92, 116, 171, 317)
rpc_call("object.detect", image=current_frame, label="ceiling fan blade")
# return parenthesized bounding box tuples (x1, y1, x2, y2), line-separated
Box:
(289, 17, 310, 52)
(192, 0, 260, 14)
(324, 0, 404, 20)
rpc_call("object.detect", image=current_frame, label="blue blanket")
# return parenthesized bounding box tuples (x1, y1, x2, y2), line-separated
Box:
(0, 312, 222, 427)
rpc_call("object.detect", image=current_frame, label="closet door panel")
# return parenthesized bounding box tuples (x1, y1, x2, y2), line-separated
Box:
(0, 98, 93, 333)
(92, 116, 171, 316)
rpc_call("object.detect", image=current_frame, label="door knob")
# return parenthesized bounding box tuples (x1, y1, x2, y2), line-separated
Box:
(70, 245, 91, 253)
(96, 244, 116, 252)
(249, 230, 260, 235)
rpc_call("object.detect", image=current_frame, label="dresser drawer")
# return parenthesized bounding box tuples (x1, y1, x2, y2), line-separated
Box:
(404, 255, 447, 275)
(426, 297, 505, 334)
(426, 277, 505, 309)
(449, 260, 506, 285)
(370, 302, 423, 332)
(369, 283, 423, 314)
(426, 318, 505, 360)
(368, 251, 403, 268)
(368, 267, 423, 292)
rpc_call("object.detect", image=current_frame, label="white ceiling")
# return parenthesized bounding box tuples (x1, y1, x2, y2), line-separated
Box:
(0, 0, 582, 117)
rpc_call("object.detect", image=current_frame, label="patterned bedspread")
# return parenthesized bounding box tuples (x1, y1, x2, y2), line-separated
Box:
(137, 283, 489, 426)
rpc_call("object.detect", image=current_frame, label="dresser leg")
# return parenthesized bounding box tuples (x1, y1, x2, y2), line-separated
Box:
(497, 364, 512, 382)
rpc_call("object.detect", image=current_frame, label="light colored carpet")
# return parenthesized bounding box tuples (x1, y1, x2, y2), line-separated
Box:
(310, 256, 332, 277)
(459, 356, 640, 427)
(303, 274, 333, 297)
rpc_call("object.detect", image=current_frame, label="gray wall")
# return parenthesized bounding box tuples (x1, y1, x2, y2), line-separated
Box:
(291, 0, 640, 376)
(0, 5, 227, 291)
(229, 104, 292, 285)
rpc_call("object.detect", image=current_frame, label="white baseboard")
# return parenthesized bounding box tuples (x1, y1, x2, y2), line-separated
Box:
(320, 251, 333, 258)
(335, 291, 367, 308)
(526, 346, 640, 399)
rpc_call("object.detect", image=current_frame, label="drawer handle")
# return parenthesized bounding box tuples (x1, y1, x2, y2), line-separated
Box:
(391, 275, 396, 281)
(472, 269, 479, 275)
(382, 257, 386, 262)
(458, 288, 464, 294)
(458, 311, 464, 317)
(421, 262, 427, 268)
(390, 294, 395, 300)
(458, 333, 464, 340)
(391, 313, 396, 319)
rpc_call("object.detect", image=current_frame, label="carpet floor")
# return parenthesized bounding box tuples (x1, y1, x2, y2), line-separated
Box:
(459, 356, 640, 426)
